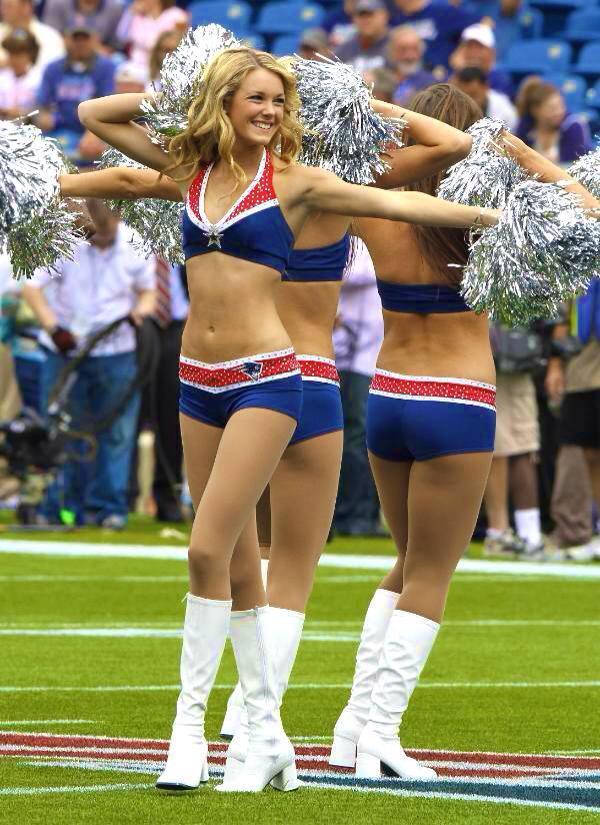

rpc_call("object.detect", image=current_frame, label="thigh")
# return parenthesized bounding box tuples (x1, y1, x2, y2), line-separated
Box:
(369, 452, 411, 556)
(193, 407, 296, 554)
(268, 429, 343, 608)
(401, 452, 493, 617)
(180, 412, 223, 510)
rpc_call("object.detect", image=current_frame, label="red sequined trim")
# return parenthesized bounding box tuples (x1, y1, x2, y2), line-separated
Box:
(179, 351, 299, 388)
(371, 373, 496, 407)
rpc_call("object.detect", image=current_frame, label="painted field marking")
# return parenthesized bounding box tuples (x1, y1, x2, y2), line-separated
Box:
(0, 575, 188, 583)
(1, 540, 600, 578)
(2, 733, 599, 813)
(1, 680, 600, 694)
(0, 782, 152, 796)
(0, 720, 97, 726)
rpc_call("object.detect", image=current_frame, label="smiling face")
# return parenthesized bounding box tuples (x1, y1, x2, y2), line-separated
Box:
(226, 67, 286, 149)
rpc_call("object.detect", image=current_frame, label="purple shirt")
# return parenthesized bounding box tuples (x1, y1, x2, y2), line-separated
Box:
(333, 241, 384, 377)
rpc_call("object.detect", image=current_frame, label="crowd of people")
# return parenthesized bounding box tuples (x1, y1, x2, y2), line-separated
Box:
(0, 0, 598, 559)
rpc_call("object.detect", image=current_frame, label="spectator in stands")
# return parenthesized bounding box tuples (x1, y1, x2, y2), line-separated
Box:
(116, 0, 188, 72)
(516, 78, 593, 164)
(298, 27, 331, 61)
(36, 24, 114, 163)
(363, 65, 397, 103)
(0, 253, 21, 423)
(114, 59, 147, 93)
(148, 28, 183, 89)
(0, 28, 40, 119)
(386, 24, 436, 106)
(452, 66, 517, 130)
(389, 0, 480, 72)
(0, 0, 65, 71)
(335, 0, 390, 74)
(22, 200, 156, 529)
(332, 240, 384, 537)
(323, 0, 356, 48)
(42, 0, 124, 54)
(449, 23, 513, 96)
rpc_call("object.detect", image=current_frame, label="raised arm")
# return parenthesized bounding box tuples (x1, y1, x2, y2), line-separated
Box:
(500, 133, 600, 211)
(372, 100, 473, 189)
(59, 167, 183, 202)
(78, 94, 177, 178)
(301, 167, 498, 229)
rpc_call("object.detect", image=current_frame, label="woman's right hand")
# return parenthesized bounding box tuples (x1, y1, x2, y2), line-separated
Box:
(545, 357, 565, 405)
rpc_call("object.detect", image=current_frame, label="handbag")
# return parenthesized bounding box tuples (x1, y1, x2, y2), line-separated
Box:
(490, 325, 545, 374)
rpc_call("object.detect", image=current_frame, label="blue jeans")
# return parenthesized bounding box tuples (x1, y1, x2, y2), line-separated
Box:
(40, 350, 140, 524)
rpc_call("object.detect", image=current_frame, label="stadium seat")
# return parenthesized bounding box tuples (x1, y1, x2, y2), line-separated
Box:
(529, 0, 589, 9)
(188, 1, 252, 32)
(544, 73, 587, 111)
(518, 8, 544, 40)
(238, 32, 266, 50)
(255, 2, 324, 35)
(574, 41, 600, 77)
(272, 34, 301, 55)
(565, 9, 600, 43)
(504, 39, 572, 76)
(585, 78, 600, 109)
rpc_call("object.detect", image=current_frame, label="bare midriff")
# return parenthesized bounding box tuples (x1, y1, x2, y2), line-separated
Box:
(359, 217, 495, 384)
(277, 281, 340, 360)
(181, 252, 292, 363)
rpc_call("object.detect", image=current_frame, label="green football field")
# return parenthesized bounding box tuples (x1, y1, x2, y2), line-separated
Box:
(1, 525, 599, 824)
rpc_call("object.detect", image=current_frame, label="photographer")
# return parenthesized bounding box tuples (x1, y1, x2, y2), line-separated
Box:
(483, 323, 545, 556)
(22, 199, 155, 529)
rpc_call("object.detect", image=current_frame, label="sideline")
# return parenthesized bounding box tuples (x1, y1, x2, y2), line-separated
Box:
(1, 541, 599, 579)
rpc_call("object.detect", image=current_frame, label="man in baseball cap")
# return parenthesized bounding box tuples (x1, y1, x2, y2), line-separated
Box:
(335, 0, 390, 74)
(451, 22, 513, 96)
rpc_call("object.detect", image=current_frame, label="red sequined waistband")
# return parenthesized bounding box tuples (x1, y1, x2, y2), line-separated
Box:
(370, 371, 496, 409)
(297, 356, 340, 384)
(179, 349, 299, 392)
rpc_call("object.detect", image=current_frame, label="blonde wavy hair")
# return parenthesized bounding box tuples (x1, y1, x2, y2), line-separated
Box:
(167, 48, 303, 186)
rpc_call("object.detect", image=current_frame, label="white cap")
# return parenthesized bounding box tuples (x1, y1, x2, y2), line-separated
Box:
(461, 23, 495, 49)
(115, 61, 148, 85)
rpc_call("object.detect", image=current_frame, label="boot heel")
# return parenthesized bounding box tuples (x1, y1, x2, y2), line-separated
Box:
(355, 752, 381, 778)
(200, 758, 209, 783)
(271, 761, 302, 792)
(329, 734, 357, 768)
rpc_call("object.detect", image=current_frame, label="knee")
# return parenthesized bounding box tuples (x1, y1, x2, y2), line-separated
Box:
(188, 542, 227, 579)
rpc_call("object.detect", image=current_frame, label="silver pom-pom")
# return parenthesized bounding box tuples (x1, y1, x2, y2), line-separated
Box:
(97, 148, 184, 264)
(569, 145, 600, 200)
(141, 24, 241, 142)
(438, 117, 527, 208)
(461, 180, 600, 325)
(0, 120, 86, 278)
(293, 56, 405, 184)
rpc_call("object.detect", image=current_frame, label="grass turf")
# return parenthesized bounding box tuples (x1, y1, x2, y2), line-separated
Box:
(0, 527, 599, 824)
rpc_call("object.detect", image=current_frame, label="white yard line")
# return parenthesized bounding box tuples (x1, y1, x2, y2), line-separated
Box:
(0, 782, 153, 796)
(0, 720, 96, 726)
(1, 540, 599, 578)
(1, 680, 599, 694)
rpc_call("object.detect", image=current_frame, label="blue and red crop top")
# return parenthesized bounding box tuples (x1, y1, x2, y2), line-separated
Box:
(376, 280, 470, 314)
(282, 234, 350, 282)
(182, 149, 294, 274)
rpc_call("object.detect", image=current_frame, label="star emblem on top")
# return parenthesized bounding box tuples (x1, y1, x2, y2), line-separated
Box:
(206, 227, 223, 248)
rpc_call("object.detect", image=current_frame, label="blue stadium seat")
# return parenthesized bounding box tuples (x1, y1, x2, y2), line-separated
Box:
(575, 41, 600, 77)
(255, 2, 324, 35)
(565, 9, 600, 43)
(272, 34, 301, 55)
(238, 33, 266, 50)
(518, 8, 544, 40)
(544, 73, 587, 111)
(188, 1, 252, 33)
(529, 0, 589, 8)
(585, 78, 600, 109)
(504, 39, 572, 76)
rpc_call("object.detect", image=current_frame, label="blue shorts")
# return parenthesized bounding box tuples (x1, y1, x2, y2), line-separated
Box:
(367, 370, 496, 462)
(289, 356, 343, 445)
(179, 348, 303, 428)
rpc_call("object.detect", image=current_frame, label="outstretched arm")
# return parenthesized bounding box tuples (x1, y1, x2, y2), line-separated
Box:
(301, 167, 498, 228)
(78, 94, 178, 178)
(500, 133, 599, 211)
(372, 100, 472, 189)
(59, 167, 183, 202)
